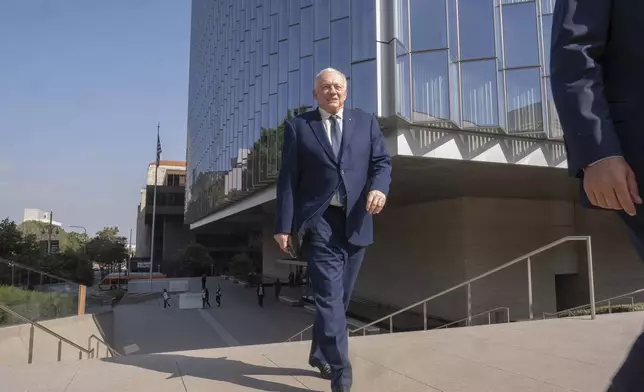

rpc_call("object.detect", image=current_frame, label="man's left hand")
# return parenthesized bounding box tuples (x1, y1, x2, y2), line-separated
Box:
(366, 190, 386, 215)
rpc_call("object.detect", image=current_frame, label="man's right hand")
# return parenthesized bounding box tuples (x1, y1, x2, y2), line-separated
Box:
(584, 157, 642, 216)
(274, 233, 291, 253)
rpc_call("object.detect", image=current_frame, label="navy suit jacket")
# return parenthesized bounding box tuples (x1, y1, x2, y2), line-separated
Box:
(550, 0, 644, 188)
(274, 108, 392, 247)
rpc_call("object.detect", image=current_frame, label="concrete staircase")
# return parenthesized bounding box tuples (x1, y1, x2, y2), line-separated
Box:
(3, 311, 642, 391)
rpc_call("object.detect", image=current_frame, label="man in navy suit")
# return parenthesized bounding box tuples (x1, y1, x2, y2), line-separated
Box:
(550, 1, 644, 390)
(274, 68, 392, 392)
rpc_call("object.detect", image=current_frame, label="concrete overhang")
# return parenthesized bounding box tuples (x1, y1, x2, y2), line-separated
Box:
(188, 156, 578, 230)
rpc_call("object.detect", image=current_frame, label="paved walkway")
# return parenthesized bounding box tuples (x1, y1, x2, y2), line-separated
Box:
(113, 276, 313, 355)
(4, 311, 644, 391)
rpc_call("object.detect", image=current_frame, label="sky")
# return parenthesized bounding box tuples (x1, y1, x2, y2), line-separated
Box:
(0, 0, 191, 240)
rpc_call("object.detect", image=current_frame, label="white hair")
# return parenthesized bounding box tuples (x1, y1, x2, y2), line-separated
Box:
(314, 67, 347, 86)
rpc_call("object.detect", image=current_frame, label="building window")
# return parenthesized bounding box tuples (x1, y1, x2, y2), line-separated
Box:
(351, 0, 376, 62)
(459, 0, 496, 60)
(314, 0, 330, 40)
(314, 38, 331, 74)
(394, 0, 409, 49)
(300, 56, 315, 110)
(502, 2, 540, 68)
(461, 60, 499, 127)
(331, 0, 350, 20)
(410, 0, 448, 51)
(541, 13, 552, 76)
(331, 18, 351, 76)
(289, 24, 300, 71)
(288, 70, 300, 110)
(396, 42, 411, 120)
(505, 68, 543, 134)
(301, 6, 314, 57)
(351, 60, 377, 114)
(412, 50, 450, 122)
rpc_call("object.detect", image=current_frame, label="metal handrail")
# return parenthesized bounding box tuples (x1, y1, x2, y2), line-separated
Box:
(435, 307, 510, 329)
(0, 256, 81, 286)
(350, 236, 595, 335)
(286, 324, 314, 342)
(543, 288, 644, 319)
(88, 334, 120, 358)
(0, 303, 94, 364)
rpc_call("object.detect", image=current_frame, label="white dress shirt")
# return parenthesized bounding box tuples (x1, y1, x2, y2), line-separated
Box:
(319, 107, 344, 207)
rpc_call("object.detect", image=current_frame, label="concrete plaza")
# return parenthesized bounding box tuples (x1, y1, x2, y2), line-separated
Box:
(3, 310, 643, 391)
(112, 276, 314, 355)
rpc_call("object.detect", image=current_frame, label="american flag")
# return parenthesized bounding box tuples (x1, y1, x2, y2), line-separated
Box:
(156, 125, 162, 166)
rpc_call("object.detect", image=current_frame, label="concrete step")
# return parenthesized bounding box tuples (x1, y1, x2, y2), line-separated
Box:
(3, 312, 642, 391)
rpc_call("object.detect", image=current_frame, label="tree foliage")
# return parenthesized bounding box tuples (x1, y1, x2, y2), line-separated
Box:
(86, 227, 128, 269)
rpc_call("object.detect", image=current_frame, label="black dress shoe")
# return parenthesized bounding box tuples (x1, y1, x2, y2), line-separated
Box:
(308, 359, 333, 380)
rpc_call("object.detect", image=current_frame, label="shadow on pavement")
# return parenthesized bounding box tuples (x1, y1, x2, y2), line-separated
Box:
(102, 353, 322, 392)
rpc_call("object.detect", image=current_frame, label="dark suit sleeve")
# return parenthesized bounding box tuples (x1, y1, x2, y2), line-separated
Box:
(274, 120, 298, 234)
(550, 0, 622, 177)
(368, 114, 392, 196)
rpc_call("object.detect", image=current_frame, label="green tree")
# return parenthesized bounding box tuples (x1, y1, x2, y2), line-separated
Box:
(177, 242, 214, 276)
(86, 234, 128, 272)
(96, 226, 120, 241)
(0, 218, 43, 264)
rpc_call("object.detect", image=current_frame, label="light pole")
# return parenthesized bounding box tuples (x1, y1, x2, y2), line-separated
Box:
(69, 225, 88, 254)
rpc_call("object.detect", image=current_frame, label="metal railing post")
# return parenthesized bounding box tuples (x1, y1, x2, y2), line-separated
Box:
(467, 283, 472, 326)
(506, 307, 510, 323)
(423, 302, 427, 331)
(631, 297, 635, 311)
(389, 317, 393, 333)
(28, 325, 34, 364)
(608, 300, 612, 314)
(57, 340, 62, 362)
(488, 312, 492, 325)
(586, 237, 596, 320)
(527, 257, 533, 320)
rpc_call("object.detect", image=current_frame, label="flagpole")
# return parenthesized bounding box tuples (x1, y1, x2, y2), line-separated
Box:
(149, 123, 160, 290)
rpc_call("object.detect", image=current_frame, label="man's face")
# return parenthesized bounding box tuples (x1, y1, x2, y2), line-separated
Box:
(313, 71, 347, 114)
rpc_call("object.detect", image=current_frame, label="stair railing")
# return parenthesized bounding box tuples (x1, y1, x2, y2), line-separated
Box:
(349, 236, 595, 336)
(543, 287, 644, 319)
(0, 303, 94, 364)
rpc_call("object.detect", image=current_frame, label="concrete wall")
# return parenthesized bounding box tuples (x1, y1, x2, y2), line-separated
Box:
(162, 218, 193, 261)
(0, 312, 113, 365)
(262, 196, 644, 326)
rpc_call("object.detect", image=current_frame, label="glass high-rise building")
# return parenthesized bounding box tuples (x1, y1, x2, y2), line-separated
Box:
(185, 0, 559, 224)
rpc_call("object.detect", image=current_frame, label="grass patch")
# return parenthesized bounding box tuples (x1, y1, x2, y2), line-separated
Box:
(557, 303, 644, 318)
(0, 285, 76, 325)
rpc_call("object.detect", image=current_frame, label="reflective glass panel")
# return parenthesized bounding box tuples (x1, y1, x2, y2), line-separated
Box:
(351, 60, 377, 114)
(395, 0, 409, 49)
(505, 67, 543, 134)
(545, 77, 562, 138)
(395, 42, 411, 120)
(502, 2, 539, 68)
(289, 24, 300, 71)
(315, 0, 330, 40)
(410, 0, 448, 51)
(352, 0, 376, 61)
(542, 13, 552, 75)
(301, 6, 313, 57)
(314, 38, 331, 74)
(459, 0, 496, 60)
(288, 70, 300, 110)
(461, 60, 499, 127)
(412, 50, 449, 122)
(331, 18, 351, 76)
(300, 56, 315, 110)
(331, 0, 350, 20)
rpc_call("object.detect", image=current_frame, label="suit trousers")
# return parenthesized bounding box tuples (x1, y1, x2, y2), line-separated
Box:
(608, 207, 644, 391)
(303, 206, 366, 389)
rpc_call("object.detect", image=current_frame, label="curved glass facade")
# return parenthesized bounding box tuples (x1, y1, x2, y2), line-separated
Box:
(186, 0, 559, 224)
